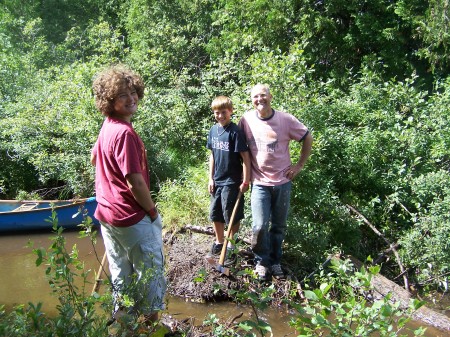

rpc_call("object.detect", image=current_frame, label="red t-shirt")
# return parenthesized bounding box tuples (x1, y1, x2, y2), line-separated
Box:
(92, 117, 149, 226)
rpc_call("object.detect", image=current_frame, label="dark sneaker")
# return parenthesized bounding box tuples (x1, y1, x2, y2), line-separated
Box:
(210, 242, 223, 256)
(223, 250, 237, 267)
(271, 264, 285, 279)
(255, 263, 270, 281)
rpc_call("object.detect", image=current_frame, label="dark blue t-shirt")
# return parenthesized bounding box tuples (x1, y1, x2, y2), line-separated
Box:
(206, 122, 248, 186)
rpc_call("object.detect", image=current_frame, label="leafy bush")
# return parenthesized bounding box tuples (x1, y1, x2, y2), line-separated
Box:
(399, 170, 450, 290)
(157, 165, 210, 231)
(289, 258, 426, 336)
(0, 62, 101, 198)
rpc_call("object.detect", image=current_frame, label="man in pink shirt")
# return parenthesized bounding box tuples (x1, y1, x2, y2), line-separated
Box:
(239, 84, 313, 281)
(91, 65, 166, 326)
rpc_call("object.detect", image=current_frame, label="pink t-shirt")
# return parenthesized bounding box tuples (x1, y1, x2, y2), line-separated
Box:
(239, 109, 309, 186)
(92, 117, 149, 226)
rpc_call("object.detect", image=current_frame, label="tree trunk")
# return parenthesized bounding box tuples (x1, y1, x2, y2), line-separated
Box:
(346, 255, 450, 332)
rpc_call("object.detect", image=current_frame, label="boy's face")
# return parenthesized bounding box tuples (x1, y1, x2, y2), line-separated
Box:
(213, 108, 233, 127)
(112, 86, 139, 121)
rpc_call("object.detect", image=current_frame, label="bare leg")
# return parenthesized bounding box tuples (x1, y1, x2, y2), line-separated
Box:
(213, 221, 225, 243)
(214, 221, 241, 245)
(229, 222, 241, 245)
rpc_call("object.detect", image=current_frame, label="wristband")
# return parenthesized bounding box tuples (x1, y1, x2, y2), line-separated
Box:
(243, 182, 249, 186)
(147, 207, 158, 219)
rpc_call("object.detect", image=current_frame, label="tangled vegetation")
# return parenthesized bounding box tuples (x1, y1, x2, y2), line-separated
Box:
(1, 0, 450, 333)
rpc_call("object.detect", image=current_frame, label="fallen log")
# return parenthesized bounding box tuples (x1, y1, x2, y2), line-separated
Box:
(182, 224, 252, 245)
(345, 255, 450, 333)
(182, 224, 215, 236)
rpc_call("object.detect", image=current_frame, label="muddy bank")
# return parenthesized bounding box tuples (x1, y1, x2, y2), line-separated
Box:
(164, 228, 297, 305)
(163, 229, 450, 336)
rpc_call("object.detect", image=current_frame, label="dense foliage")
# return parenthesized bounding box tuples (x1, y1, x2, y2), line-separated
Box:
(1, 0, 449, 293)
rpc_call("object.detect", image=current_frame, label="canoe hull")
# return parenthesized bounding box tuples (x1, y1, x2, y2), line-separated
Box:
(0, 197, 99, 232)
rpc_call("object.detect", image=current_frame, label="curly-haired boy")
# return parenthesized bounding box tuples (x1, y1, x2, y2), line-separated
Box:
(91, 65, 166, 325)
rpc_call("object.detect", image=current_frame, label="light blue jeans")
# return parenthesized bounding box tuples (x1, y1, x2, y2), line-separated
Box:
(101, 214, 166, 315)
(251, 182, 292, 267)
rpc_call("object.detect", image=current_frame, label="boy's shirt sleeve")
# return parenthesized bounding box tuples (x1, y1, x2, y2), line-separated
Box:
(235, 126, 249, 153)
(114, 131, 144, 178)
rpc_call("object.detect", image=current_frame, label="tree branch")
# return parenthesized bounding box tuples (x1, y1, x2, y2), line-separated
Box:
(346, 204, 409, 291)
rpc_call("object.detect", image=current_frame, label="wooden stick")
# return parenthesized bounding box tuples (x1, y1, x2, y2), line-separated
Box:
(373, 242, 400, 265)
(205, 192, 244, 276)
(218, 192, 243, 266)
(91, 251, 107, 295)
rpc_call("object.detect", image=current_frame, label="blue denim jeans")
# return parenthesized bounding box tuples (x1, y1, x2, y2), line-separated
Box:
(251, 181, 292, 267)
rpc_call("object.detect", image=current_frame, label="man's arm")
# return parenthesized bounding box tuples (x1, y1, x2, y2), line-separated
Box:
(239, 151, 251, 193)
(296, 132, 313, 169)
(126, 173, 158, 220)
(286, 132, 313, 180)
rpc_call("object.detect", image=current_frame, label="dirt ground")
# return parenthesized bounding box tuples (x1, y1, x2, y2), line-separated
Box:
(164, 227, 300, 305)
(160, 228, 302, 336)
(165, 230, 240, 301)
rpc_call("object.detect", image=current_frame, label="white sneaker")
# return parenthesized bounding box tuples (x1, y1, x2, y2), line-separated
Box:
(255, 264, 269, 281)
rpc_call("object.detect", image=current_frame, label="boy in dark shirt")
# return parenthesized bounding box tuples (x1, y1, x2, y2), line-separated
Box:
(206, 96, 250, 265)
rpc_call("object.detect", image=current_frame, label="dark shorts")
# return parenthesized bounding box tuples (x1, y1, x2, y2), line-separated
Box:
(209, 184, 244, 226)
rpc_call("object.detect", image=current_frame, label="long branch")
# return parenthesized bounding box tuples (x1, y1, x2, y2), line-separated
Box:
(346, 204, 409, 291)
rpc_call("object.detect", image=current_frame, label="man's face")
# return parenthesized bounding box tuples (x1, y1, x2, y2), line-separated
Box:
(251, 86, 272, 112)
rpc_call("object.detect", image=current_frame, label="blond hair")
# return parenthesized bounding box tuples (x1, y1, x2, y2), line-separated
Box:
(211, 95, 233, 111)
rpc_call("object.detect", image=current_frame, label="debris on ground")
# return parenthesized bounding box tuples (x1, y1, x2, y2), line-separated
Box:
(164, 229, 303, 306)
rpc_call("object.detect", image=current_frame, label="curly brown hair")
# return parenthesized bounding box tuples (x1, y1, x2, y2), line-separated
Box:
(92, 64, 145, 116)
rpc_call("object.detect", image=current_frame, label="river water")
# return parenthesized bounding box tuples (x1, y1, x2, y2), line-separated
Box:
(0, 230, 448, 336)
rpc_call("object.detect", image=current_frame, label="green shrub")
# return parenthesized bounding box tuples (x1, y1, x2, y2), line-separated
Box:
(157, 165, 210, 231)
(289, 258, 426, 337)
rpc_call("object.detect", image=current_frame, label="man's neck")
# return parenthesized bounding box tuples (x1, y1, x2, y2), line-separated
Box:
(257, 107, 273, 119)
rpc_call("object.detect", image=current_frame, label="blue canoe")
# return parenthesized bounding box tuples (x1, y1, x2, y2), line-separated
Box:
(0, 197, 98, 232)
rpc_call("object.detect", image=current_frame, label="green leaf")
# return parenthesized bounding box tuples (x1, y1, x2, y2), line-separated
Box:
(304, 290, 319, 301)
(237, 321, 253, 331)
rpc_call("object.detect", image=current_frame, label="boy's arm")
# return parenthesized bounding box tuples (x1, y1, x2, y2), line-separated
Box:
(208, 153, 215, 194)
(239, 151, 251, 193)
(126, 173, 158, 220)
(90, 152, 96, 166)
(90, 141, 98, 166)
